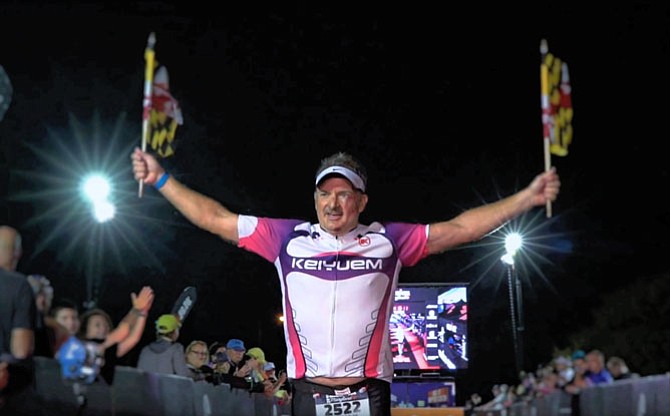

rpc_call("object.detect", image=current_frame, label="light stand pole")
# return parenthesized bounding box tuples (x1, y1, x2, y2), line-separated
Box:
(501, 233, 524, 376)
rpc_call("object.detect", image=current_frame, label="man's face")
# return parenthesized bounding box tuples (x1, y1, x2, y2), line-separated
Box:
(315, 177, 367, 236)
(227, 348, 245, 363)
(586, 353, 603, 372)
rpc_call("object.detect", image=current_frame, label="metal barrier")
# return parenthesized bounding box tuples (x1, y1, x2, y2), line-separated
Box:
(27, 358, 670, 416)
(32, 357, 291, 416)
(473, 374, 670, 416)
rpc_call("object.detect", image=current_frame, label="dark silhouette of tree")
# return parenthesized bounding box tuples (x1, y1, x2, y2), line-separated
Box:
(568, 271, 670, 376)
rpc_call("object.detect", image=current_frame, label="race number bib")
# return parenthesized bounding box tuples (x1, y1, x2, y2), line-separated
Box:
(314, 388, 371, 416)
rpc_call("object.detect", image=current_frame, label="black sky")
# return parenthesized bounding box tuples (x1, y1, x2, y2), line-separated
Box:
(2, 2, 670, 400)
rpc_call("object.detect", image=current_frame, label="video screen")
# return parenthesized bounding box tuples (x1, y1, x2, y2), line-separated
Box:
(390, 283, 468, 371)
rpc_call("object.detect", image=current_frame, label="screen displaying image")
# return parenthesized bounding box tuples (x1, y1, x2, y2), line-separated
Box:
(390, 283, 468, 371)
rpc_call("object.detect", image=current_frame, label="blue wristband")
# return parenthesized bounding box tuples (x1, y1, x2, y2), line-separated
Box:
(154, 172, 170, 190)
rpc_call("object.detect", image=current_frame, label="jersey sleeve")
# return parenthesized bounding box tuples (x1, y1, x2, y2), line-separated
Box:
(237, 215, 305, 263)
(382, 222, 430, 267)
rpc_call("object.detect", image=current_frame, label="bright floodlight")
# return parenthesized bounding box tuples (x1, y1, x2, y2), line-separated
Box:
(82, 174, 111, 203)
(501, 232, 523, 265)
(81, 173, 116, 223)
(505, 232, 523, 257)
(501, 253, 515, 266)
(93, 200, 115, 223)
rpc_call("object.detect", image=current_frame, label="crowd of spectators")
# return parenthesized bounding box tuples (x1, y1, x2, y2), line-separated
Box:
(0, 223, 645, 415)
(0, 224, 290, 414)
(466, 348, 639, 414)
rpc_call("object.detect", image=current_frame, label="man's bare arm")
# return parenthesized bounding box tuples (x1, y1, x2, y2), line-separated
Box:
(10, 328, 33, 360)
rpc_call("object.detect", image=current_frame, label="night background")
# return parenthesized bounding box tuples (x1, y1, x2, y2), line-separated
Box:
(2, 3, 670, 404)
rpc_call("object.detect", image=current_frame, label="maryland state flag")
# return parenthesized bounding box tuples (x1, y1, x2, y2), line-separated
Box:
(541, 39, 573, 156)
(149, 66, 183, 157)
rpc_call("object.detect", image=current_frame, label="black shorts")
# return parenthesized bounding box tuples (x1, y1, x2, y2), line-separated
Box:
(291, 377, 391, 416)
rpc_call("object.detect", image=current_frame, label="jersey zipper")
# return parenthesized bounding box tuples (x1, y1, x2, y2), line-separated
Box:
(329, 235, 341, 375)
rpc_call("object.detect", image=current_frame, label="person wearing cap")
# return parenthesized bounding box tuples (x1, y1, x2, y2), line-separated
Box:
(245, 347, 269, 382)
(131, 149, 560, 416)
(264, 361, 277, 381)
(245, 347, 289, 398)
(210, 338, 267, 391)
(264, 361, 291, 402)
(217, 338, 249, 377)
(136, 313, 191, 378)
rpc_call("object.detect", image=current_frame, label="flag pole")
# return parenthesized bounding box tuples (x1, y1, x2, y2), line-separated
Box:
(540, 38, 552, 218)
(139, 32, 156, 198)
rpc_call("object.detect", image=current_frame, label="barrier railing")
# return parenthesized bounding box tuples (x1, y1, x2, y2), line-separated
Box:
(26, 358, 670, 416)
(472, 374, 670, 416)
(32, 356, 291, 416)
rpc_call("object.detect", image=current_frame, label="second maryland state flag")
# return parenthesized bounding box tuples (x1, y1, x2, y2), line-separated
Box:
(150, 66, 183, 158)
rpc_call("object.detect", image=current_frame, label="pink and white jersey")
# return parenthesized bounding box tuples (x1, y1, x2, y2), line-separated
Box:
(237, 215, 429, 383)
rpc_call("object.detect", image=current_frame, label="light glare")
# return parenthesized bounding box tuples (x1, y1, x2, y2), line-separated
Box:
(93, 200, 115, 223)
(82, 174, 110, 202)
(505, 232, 523, 257)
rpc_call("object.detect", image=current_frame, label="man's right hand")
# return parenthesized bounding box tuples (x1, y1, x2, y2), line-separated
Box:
(131, 147, 164, 186)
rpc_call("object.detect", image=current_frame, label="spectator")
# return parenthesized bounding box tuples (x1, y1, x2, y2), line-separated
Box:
(206, 339, 258, 390)
(564, 349, 589, 416)
(73, 286, 154, 384)
(185, 340, 212, 382)
(535, 365, 559, 397)
(136, 314, 191, 378)
(264, 361, 277, 382)
(464, 393, 482, 416)
(607, 356, 637, 381)
(246, 347, 276, 394)
(208, 341, 228, 373)
(0, 225, 22, 272)
(0, 225, 44, 414)
(584, 349, 613, 386)
(78, 289, 152, 358)
(245, 347, 268, 382)
(554, 355, 574, 388)
(264, 361, 290, 403)
(50, 298, 81, 338)
(218, 338, 250, 378)
(476, 384, 508, 411)
(5, 227, 68, 359)
(26, 274, 68, 358)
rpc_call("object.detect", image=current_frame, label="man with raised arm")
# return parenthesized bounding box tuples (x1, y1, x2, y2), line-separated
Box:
(131, 149, 560, 416)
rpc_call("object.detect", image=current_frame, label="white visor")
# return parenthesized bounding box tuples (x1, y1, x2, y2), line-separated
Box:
(315, 166, 366, 192)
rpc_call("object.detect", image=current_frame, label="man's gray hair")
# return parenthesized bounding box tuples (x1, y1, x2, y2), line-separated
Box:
(315, 152, 368, 192)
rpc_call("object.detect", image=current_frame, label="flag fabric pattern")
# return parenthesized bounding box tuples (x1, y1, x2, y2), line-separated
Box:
(541, 45, 573, 156)
(149, 66, 183, 158)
